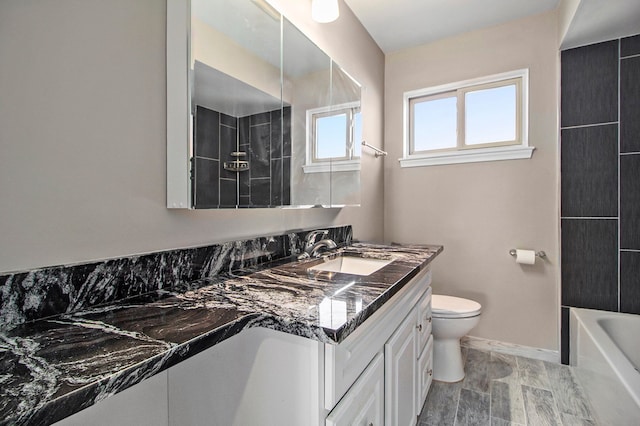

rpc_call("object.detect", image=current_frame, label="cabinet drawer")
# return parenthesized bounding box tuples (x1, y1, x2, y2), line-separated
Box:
(416, 335, 434, 414)
(417, 286, 432, 353)
(325, 267, 431, 410)
(326, 352, 384, 426)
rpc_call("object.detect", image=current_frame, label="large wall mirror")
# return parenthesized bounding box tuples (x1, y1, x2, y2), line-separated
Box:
(166, 0, 362, 209)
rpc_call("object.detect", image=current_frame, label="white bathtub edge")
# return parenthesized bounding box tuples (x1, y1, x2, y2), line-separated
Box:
(570, 307, 640, 424)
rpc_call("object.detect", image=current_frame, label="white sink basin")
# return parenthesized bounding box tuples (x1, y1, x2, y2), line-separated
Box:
(308, 256, 393, 276)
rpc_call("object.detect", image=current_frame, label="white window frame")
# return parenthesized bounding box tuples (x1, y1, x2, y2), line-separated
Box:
(304, 102, 361, 173)
(401, 69, 533, 168)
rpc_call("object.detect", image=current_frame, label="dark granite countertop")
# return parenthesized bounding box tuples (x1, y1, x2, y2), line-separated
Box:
(0, 242, 442, 425)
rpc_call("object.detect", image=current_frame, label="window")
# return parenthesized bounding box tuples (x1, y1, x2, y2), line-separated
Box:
(305, 102, 361, 173)
(401, 69, 533, 167)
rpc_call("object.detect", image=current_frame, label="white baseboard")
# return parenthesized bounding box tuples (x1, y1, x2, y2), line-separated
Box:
(461, 336, 560, 363)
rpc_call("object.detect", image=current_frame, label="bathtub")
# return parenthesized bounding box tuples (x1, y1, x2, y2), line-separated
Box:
(570, 308, 640, 424)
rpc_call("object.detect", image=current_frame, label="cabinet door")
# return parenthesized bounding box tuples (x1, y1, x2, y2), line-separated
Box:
(385, 308, 418, 426)
(326, 352, 384, 426)
(416, 287, 432, 353)
(416, 335, 434, 415)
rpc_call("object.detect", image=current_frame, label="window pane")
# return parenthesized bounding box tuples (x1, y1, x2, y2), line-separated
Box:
(413, 96, 457, 152)
(465, 84, 516, 145)
(353, 111, 362, 157)
(316, 113, 347, 159)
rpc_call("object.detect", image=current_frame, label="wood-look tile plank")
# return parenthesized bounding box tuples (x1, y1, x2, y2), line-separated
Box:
(490, 418, 524, 426)
(544, 361, 594, 420)
(522, 385, 562, 426)
(490, 380, 526, 424)
(560, 412, 598, 426)
(418, 380, 462, 426)
(455, 388, 490, 426)
(462, 348, 491, 393)
(489, 352, 519, 383)
(516, 356, 551, 390)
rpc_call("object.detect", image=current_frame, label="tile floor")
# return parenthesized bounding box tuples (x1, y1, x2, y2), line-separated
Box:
(417, 347, 597, 425)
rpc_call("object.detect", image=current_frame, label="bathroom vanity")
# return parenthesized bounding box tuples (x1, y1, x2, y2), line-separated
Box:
(0, 233, 441, 426)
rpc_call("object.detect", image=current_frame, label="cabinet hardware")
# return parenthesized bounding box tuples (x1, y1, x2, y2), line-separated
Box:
(427, 316, 432, 323)
(428, 369, 433, 376)
(416, 324, 422, 332)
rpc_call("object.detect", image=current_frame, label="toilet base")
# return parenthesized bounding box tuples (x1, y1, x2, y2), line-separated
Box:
(433, 338, 465, 382)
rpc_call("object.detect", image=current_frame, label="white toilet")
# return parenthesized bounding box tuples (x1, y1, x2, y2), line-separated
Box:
(431, 295, 482, 382)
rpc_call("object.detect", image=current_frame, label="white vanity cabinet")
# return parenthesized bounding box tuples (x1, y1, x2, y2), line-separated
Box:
(385, 307, 419, 426)
(381, 273, 433, 426)
(417, 335, 434, 414)
(415, 287, 434, 414)
(328, 267, 433, 426)
(325, 353, 384, 426)
(324, 268, 432, 411)
(164, 266, 434, 426)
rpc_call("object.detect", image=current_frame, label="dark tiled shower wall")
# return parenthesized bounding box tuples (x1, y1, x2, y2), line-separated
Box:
(239, 106, 291, 207)
(193, 106, 291, 208)
(560, 34, 640, 363)
(193, 106, 238, 208)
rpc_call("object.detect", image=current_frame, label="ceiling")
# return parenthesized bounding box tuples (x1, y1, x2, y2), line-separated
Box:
(561, 0, 640, 49)
(344, 0, 559, 53)
(344, 0, 640, 53)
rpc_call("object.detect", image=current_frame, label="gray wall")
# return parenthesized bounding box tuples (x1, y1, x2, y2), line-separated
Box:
(384, 11, 561, 352)
(0, 0, 385, 273)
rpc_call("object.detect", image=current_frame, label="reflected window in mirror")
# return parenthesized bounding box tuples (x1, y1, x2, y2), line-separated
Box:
(304, 103, 361, 173)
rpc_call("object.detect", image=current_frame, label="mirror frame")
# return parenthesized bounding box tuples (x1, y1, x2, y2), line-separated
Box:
(167, 0, 192, 209)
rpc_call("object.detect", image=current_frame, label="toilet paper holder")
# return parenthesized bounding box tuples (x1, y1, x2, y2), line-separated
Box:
(509, 249, 546, 259)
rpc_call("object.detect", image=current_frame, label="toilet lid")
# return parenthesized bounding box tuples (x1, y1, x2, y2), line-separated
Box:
(432, 295, 482, 318)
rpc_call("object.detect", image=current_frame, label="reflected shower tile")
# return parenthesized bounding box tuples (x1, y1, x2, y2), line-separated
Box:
(271, 159, 282, 206)
(194, 105, 219, 159)
(219, 178, 236, 207)
(270, 108, 282, 159)
(418, 380, 462, 426)
(250, 178, 271, 207)
(490, 380, 525, 424)
(193, 157, 219, 208)
(282, 157, 291, 205)
(283, 106, 291, 156)
(543, 361, 594, 420)
(249, 123, 271, 178)
(455, 388, 490, 426)
(516, 356, 551, 390)
(521, 385, 561, 426)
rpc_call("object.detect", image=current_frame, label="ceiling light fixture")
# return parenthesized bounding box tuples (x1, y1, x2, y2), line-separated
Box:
(311, 0, 339, 23)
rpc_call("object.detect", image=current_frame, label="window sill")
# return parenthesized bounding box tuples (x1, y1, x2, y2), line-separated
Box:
(303, 160, 361, 174)
(399, 145, 535, 168)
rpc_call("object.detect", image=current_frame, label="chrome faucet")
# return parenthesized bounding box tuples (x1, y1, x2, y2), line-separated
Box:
(299, 230, 337, 259)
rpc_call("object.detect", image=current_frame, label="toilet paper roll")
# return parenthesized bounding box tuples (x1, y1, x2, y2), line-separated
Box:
(515, 249, 536, 265)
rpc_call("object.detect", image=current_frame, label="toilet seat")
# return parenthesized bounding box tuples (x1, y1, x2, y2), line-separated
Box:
(432, 295, 481, 319)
